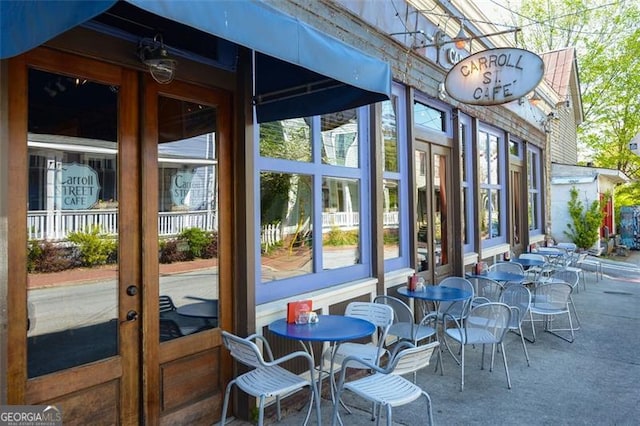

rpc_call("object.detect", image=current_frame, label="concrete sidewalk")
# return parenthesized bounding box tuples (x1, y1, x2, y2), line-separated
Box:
(225, 252, 640, 425)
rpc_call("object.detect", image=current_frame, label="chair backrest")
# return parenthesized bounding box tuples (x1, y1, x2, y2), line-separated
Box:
(221, 330, 265, 368)
(469, 276, 503, 302)
(550, 269, 579, 289)
(159, 319, 184, 342)
(438, 277, 474, 317)
(533, 282, 572, 311)
(464, 302, 511, 344)
(390, 341, 440, 377)
(373, 295, 414, 325)
(346, 302, 394, 351)
(159, 295, 176, 312)
(489, 261, 525, 275)
(500, 285, 531, 328)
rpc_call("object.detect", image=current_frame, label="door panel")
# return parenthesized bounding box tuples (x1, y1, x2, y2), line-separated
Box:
(510, 167, 524, 255)
(415, 141, 453, 283)
(11, 48, 140, 423)
(143, 78, 232, 425)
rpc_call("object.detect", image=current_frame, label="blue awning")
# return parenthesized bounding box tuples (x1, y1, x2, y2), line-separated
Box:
(0, 0, 391, 122)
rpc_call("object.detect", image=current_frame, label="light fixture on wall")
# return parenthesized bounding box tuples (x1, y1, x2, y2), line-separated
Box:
(529, 93, 542, 106)
(137, 34, 177, 84)
(453, 19, 467, 49)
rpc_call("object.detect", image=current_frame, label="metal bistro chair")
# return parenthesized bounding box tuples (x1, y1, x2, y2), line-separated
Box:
(528, 282, 575, 343)
(221, 331, 322, 426)
(468, 276, 504, 306)
(331, 341, 439, 426)
(373, 295, 439, 382)
(444, 302, 512, 391)
(500, 285, 532, 366)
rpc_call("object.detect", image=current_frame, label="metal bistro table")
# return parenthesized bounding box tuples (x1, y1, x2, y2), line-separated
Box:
(397, 285, 473, 374)
(475, 270, 525, 284)
(511, 257, 545, 269)
(176, 300, 219, 327)
(269, 315, 375, 405)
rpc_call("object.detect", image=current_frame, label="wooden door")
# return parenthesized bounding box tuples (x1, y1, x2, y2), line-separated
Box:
(414, 141, 453, 284)
(510, 166, 525, 256)
(8, 48, 232, 425)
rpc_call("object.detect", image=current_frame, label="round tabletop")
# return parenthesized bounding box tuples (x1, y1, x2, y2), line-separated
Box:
(481, 271, 524, 283)
(397, 285, 472, 302)
(176, 301, 218, 319)
(268, 315, 375, 342)
(511, 258, 545, 268)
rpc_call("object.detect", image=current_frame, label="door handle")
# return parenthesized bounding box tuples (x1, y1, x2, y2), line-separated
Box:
(121, 310, 138, 323)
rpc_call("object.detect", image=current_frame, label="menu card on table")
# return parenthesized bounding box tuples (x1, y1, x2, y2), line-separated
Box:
(287, 300, 312, 323)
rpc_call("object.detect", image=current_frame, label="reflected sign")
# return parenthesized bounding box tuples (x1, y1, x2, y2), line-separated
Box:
(444, 48, 544, 106)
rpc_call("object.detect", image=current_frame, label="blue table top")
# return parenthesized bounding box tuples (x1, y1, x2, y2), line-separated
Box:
(477, 271, 524, 283)
(397, 285, 472, 302)
(268, 315, 375, 342)
(511, 258, 545, 267)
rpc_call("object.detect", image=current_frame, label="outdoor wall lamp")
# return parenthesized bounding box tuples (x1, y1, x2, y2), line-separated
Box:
(138, 34, 177, 84)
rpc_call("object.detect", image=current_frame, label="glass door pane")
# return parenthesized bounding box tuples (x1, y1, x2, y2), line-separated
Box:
(157, 96, 219, 341)
(26, 69, 118, 377)
(415, 149, 429, 273)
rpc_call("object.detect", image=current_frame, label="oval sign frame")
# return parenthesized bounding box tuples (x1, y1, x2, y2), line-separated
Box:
(444, 47, 544, 106)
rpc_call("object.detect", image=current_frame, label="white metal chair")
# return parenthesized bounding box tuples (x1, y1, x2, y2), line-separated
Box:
(518, 253, 551, 282)
(500, 285, 532, 366)
(468, 276, 504, 304)
(489, 261, 526, 286)
(330, 302, 394, 369)
(331, 341, 439, 426)
(221, 331, 321, 426)
(546, 270, 581, 330)
(373, 295, 437, 346)
(443, 302, 512, 391)
(436, 276, 474, 321)
(528, 282, 575, 343)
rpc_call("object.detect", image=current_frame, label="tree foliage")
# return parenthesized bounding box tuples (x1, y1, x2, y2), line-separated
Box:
(511, 0, 640, 218)
(564, 187, 605, 250)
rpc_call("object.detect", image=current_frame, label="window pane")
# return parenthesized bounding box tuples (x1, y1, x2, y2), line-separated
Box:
(491, 190, 501, 238)
(322, 176, 360, 269)
(382, 97, 398, 172)
(489, 134, 499, 185)
(529, 192, 538, 230)
(478, 132, 489, 184)
(157, 97, 219, 341)
(321, 109, 358, 167)
(259, 118, 311, 162)
(434, 153, 448, 266)
(414, 102, 445, 131)
(383, 179, 400, 259)
(261, 172, 313, 281)
(480, 188, 488, 240)
(461, 187, 468, 245)
(27, 69, 118, 377)
(509, 140, 520, 156)
(415, 150, 429, 272)
(460, 123, 467, 181)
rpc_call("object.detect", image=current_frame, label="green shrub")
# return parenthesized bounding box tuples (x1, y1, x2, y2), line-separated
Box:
(324, 227, 358, 246)
(564, 187, 605, 250)
(67, 226, 117, 267)
(179, 227, 210, 258)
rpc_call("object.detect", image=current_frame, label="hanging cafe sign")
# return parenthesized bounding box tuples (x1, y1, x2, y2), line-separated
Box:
(444, 47, 544, 106)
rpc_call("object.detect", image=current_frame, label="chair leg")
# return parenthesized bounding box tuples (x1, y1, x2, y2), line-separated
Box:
(460, 343, 465, 391)
(423, 391, 434, 426)
(220, 380, 235, 426)
(258, 396, 265, 426)
(518, 325, 531, 366)
(500, 342, 511, 389)
(385, 404, 392, 426)
(569, 296, 581, 330)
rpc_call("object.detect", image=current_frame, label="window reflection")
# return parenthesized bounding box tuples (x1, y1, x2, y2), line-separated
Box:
(157, 97, 219, 341)
(26, 69, 118, 377)
(414, 102, 445, 131)
(261, 172, 313, 281)
(322, 176, 360, 269)
(383, 180, 400, 259)
(321, 109, 358, 167)
(478, 129, 502, 240)
(259, 118, 311, 161)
